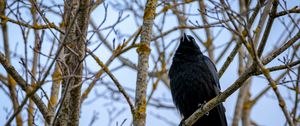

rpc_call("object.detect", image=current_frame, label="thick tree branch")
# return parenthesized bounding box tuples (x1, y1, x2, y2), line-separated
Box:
(0, 52, 51, 123)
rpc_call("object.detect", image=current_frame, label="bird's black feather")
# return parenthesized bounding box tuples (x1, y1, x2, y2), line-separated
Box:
(169, 34, 227, 126)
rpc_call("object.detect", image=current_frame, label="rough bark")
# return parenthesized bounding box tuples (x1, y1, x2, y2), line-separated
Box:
(56, 0, 90, 125)
(134, 0, 157, 125)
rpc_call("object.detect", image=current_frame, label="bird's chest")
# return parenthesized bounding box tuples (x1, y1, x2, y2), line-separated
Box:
(172, 62, 208, 85)
(173, 61, 208, 81)
(170, 61, 215, 99)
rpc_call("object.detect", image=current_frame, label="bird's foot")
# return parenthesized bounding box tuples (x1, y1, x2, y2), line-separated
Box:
(197, 101, 209, 116)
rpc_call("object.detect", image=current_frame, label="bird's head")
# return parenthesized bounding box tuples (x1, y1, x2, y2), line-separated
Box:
(176, 33, 202, 56)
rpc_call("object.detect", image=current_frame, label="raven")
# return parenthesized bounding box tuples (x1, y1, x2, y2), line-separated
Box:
(169, 34, 227, 126)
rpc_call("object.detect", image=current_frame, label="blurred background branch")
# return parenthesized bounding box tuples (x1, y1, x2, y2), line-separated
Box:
(0, 0, 299, 126)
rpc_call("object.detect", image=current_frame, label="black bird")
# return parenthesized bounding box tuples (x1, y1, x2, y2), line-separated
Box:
(169, 34, 227, 126)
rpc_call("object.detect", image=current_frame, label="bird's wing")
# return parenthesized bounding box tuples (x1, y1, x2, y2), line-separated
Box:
(203, 56, 221, 90)
(203, 56, 228, 126)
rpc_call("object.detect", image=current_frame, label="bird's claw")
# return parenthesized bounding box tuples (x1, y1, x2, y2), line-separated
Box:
(198, 101, 209, 116)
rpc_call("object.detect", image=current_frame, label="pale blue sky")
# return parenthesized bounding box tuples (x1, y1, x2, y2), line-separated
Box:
(0, 0, 299, 126)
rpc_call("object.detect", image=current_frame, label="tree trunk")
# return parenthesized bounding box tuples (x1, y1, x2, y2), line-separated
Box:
(56, 0, 90, 125)
(134, 0, 157, 126)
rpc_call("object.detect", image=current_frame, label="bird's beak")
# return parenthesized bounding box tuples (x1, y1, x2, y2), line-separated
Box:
(183, 33, 190, 41)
